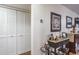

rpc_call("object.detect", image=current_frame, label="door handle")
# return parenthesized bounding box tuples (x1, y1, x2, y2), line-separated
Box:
(8, 35, 16, 37)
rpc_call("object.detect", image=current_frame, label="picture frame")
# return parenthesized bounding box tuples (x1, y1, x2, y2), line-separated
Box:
(50, 12, 61, 32)
(66, 16, 72, 28)
(62, 32, 67, 38)
(75, 18, 79, 28)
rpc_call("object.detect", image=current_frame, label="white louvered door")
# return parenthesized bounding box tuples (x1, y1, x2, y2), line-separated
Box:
(7, 9, 16, 55)
(16, 11, 26, 54)
(0, 7, 30, 55)
(25, 13, 31, 51)
(0, 7, 8, 55)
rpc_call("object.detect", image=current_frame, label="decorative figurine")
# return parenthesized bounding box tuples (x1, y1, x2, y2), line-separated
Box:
(55, 36, 58, 40)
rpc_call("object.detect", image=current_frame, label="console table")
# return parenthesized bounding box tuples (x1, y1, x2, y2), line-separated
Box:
(48, 38, 69, 55)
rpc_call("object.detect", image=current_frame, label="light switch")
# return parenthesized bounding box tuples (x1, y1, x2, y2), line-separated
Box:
(40, 19, 43, 23)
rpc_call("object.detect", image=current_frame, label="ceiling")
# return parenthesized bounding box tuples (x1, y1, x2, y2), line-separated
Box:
(63, 4, 79, 15)
(1, 4, 79, 14)
(7, 4, 79, 14)
(1, 4, 31, 11)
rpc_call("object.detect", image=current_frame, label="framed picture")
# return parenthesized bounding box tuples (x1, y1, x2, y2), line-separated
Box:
(66, 16, 72, 28)
(75, 18, 79, 28)
(50, 12, 61, 32)
(62, 32, 67, 38)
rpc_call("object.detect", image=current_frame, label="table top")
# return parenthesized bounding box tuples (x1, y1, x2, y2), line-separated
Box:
(48, 38, 69, 48)
(48, 38, 69, 43)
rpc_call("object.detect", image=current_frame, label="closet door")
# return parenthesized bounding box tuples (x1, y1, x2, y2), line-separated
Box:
(0, 7, 8, 55)
(25, 13, 31, 51)
(16, 11, 26, 54)
(7, 9, 16, 55)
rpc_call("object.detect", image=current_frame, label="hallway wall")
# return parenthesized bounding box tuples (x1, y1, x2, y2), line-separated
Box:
(31, 4, 79, 55)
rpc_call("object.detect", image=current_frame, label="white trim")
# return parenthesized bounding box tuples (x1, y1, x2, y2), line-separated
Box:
(0, 4, 31, 13)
